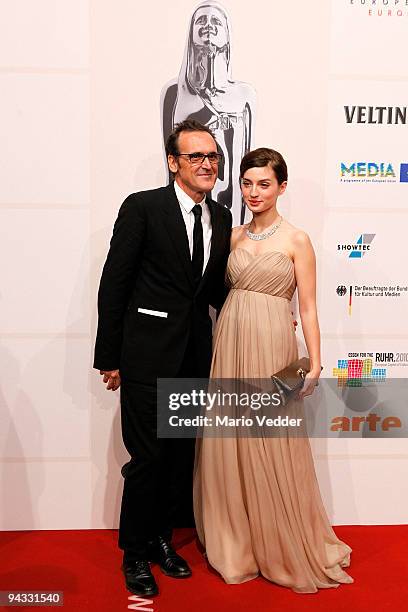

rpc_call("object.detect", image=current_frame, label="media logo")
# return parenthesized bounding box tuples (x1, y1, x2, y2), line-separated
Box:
(333, 354, 387, 387)
(340, 162, 408, 183)
(337, 234, 375, 258)
(341, 162, 394, 178)
(340, 162, 391, 183)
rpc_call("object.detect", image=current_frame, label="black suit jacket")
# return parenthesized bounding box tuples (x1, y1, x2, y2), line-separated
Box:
(93, 182, 232, 383)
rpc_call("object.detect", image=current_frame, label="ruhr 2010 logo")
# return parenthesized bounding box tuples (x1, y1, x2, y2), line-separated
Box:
(333, 354, 387, 386)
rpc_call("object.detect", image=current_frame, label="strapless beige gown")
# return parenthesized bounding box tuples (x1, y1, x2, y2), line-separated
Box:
(193, 249, 353, 593)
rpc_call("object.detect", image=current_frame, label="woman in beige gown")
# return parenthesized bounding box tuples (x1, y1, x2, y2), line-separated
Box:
(193, 148, 353, 593)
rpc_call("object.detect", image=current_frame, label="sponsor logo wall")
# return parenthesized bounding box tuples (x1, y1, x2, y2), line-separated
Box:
(330, 1, 408, 78)
(320, 212, 408, 337)
(323, 3, 408, 392)
(314, 339, 408, 445)
(325, 80, 408, 208)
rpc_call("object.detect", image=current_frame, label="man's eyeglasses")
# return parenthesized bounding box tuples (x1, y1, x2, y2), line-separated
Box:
(177, 152, 223, 165)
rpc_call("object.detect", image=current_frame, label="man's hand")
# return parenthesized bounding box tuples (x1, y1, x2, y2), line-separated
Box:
(99, 369, 121, 391)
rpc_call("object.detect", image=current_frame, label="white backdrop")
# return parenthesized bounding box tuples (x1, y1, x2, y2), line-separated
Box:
(1, 0, 407, 530)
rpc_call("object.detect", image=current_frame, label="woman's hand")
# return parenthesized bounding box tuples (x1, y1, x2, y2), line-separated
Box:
(298, 371, 320, 399)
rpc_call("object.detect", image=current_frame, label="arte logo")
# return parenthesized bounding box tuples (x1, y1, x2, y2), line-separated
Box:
(346, 0, 408, 18)
(337, 234, 375, 258)
(333, 355, 387, 387)
(330, 413, 401, 432)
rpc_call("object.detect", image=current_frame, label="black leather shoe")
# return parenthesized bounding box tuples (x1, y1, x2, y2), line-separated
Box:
(151, 537, 192, 578)
(122, 560, 159, 596)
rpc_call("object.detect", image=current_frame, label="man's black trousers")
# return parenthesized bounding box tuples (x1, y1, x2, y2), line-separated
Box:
(118, 340, 200, 561)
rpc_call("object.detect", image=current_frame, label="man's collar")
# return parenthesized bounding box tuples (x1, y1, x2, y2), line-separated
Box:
(174, 180, 206, 213)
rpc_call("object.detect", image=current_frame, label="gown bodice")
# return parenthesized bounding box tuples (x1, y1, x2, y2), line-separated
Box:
(227, 248, 296, 301)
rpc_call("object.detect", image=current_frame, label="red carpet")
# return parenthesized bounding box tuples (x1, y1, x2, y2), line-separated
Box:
(1, 526, 407, 611)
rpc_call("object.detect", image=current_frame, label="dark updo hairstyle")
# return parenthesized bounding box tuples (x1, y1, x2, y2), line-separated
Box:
(240, 147, 288, 185)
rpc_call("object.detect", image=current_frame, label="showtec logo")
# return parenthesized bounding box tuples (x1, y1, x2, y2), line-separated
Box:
(337, 234, 375, 258)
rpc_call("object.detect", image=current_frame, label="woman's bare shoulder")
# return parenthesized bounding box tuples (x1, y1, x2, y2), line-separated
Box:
(231, 224, 247, 247)
(282, 219, 311, 246)
(232, 224, 247, 235)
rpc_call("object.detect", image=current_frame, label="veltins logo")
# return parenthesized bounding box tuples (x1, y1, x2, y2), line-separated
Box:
(333, 354, 387, 387)
(337, 234, 375, 258)
(344, 106, 406, 124)
(340, 162, 408, 183)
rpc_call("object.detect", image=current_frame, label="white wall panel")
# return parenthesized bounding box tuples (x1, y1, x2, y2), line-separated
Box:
(325, 79, 408, 209)
(315, 456, 408, 525)
(0, 460, 92, 530)
(320, 212, 408, 336)
(0, 209, 90, 333)
(0, 74, 89, 205)
(0, 338, 90, 458)
(329, 1, 408, 78)
(0, 0, 89, 69)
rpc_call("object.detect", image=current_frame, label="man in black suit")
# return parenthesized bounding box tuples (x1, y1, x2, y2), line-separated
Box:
(94, 119, 232, 596)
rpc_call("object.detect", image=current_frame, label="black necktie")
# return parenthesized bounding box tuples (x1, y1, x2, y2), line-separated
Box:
(192, 204, 204, 287)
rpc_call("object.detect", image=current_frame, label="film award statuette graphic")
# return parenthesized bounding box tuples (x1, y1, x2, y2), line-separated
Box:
(161, 1, 256, 226)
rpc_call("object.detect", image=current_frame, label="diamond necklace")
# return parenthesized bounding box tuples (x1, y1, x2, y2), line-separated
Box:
(246, 216, 283, 241)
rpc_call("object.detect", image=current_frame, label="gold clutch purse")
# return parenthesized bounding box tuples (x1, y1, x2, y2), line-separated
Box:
(271, 358, 321, 406)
